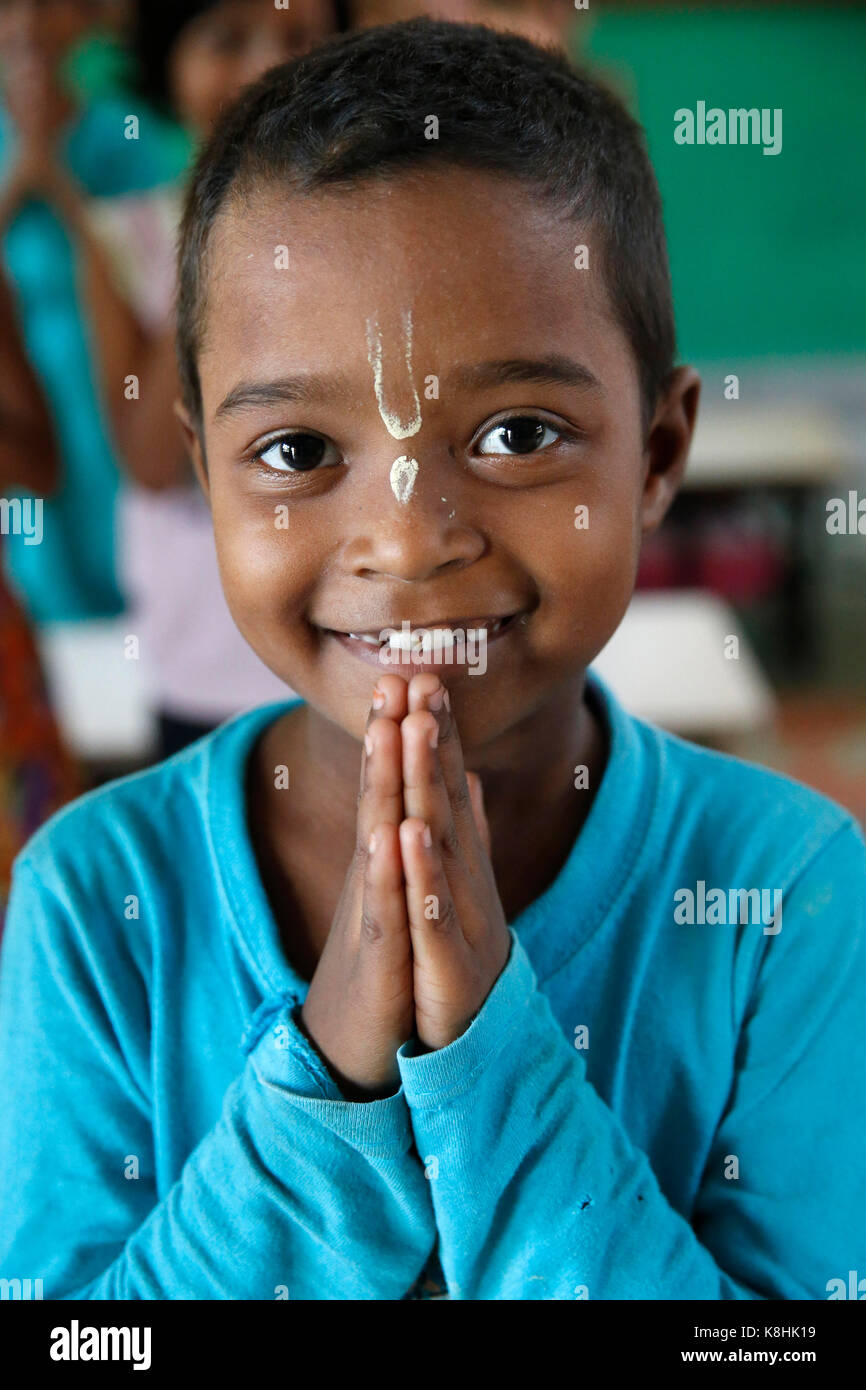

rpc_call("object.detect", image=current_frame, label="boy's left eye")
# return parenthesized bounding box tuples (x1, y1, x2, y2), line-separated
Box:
(256, 433, 341, 473)
(476, 416, 564, 456)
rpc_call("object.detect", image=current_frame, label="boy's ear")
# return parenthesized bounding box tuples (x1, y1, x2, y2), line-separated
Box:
(640, 366, 701, 534)
(174, 399, 210, 501)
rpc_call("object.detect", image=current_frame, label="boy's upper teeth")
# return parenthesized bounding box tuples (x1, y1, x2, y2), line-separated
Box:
(346, 616, 507, 643)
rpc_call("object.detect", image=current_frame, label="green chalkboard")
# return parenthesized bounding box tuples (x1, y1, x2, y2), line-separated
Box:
(581, 5, 866, 363)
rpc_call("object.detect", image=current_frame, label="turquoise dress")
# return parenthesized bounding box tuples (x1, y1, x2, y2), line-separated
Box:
(0, 98, 186, 622)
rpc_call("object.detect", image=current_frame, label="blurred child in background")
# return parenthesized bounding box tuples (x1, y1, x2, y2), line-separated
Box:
(354, 0, 575, 50)
(0, 265, 79, 925)
(31, 0, 351, 758)
(0, 0, 182, 625)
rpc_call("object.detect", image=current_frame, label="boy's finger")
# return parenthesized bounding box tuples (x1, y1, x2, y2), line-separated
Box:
(400, 709, 468, 858)
(401, 709, 497, 952)
(400, 817, 466, 975)
(368, 673, 410, 723)
(362, 672, 409, 754)
(353, 822, 413, 1052)
(466, 771, 491, 857)
(402, 719, 479, 869)
(355, 675, 409, 854)
(357, 715, 404, 853)
(406, 675, 481, 855)
(357, 821, 411, 962)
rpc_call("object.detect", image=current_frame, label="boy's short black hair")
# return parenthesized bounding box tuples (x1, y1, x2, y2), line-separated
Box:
(177, 17, 676, 438)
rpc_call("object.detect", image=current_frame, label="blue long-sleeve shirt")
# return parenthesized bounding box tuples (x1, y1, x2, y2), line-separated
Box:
(1, 670, 864, 1300)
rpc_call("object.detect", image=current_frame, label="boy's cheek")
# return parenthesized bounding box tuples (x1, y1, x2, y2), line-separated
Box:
(211, 505, 319, 641)
(548, 567, 636, 673)
(540, 502, 642, 646)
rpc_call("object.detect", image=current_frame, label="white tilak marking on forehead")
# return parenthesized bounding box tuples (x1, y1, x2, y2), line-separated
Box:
(390, 455, 419, 504)
(365, 309, 422, 440)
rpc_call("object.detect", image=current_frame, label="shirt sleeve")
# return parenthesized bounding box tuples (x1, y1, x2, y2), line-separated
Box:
(396, 821, 866, 1300)
(0, 857, 436, 1300)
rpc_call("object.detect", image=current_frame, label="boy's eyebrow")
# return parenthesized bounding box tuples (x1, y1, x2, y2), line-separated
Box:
(447, 356, 604, 394)
(214, 355, 602, 421)
(214, 372, 351, 419)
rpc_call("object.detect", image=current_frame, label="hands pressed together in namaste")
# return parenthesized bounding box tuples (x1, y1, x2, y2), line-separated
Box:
(299, 672, 512, 1101)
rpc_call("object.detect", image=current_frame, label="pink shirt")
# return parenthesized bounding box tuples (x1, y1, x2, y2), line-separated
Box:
(90, 189, 293, 720)
(119, 484, 290, 723)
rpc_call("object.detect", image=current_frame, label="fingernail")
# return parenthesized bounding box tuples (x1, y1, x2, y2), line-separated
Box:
(368, 829, 378, 854)
(427, 721, 439, 748)
(427, 684, 445, 710)
(443, 689, 451, 712)
(372, 686, 386, 709)
(364, 732, 374, 756)
(420, 823, 432, 849)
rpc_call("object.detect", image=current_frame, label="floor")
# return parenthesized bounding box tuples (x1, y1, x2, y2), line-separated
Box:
(729, 691, 866, 829)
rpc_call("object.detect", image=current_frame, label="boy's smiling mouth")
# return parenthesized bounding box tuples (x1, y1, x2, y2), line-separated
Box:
(315, 611, 528, 671)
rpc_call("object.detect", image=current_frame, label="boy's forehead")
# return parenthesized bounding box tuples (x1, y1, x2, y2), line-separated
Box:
(199, 168, 625, 411)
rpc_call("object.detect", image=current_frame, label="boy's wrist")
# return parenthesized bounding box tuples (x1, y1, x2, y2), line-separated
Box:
(397, 929, 531, 1105)
(292, 1001, 405, 1103)
(245, 1000, 416, 1158)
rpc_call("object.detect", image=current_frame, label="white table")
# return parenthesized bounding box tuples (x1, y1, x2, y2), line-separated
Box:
(592, 591, 775, 738)
(37, 620, 157, 764)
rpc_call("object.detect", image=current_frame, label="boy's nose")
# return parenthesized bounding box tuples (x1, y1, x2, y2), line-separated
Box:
(346, 524, 484, 584)
(341, 468, 484, 583)
(349, 541, 479, 585)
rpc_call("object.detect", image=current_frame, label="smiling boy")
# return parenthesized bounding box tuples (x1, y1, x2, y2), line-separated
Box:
(0, 19, 864, 1302)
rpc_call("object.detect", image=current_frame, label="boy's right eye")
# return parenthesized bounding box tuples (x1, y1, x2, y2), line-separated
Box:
(256, 433, 341, 474)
